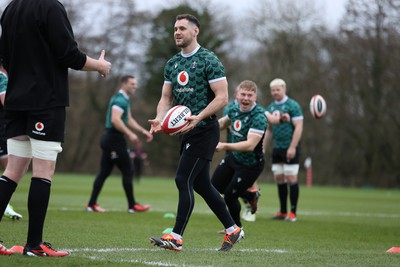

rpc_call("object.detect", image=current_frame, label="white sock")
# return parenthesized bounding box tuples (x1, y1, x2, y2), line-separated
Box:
(171, 232, 182, 241)
(225, 226, 238, 235)
(5, 204, 12, 213)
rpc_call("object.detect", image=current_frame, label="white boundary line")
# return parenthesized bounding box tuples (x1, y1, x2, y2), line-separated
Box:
(67, 247, 288, 253)
(53, 207, 400, 218)
(66, 247, 288, 267)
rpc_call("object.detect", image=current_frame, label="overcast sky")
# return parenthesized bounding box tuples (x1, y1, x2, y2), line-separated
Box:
(136, 0, 347, 29)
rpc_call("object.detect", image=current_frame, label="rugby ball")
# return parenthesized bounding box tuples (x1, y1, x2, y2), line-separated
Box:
(309, 95, 327, 119)
(161, 105, 192, 135)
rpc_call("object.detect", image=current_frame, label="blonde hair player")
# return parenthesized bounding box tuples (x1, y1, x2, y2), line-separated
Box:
(264, 78, 303, 222)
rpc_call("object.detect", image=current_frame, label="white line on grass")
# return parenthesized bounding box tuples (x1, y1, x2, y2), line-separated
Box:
(300, 210, 400, 218)
(67, 247, 288, 253)
(87, 255, 201, 267)
(55, 207, 400, 219)
(69, 247, 287, 267)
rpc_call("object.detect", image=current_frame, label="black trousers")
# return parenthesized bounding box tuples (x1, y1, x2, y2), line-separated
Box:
(88, 130, 135, 208)
(211, 154, 264, 227)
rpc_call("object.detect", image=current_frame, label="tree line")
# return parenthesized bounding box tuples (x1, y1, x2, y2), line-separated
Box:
(1, 0, 399, 187)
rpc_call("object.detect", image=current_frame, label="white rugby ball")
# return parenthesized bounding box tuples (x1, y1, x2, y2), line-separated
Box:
(161, 105, 192, 135)
(309, 95, 327, 119)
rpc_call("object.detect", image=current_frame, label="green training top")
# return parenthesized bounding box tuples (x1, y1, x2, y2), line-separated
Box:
(265, 96, 303, 149)
(226, 103, 268, 167)
(105, 90, 130, 129)
(164, 45, 226, 125)
(0, 71, 7, 94)
(223, 99, 238, 143)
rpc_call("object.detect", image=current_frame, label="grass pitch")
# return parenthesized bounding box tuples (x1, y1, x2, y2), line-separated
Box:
(1, 173, 399, 266)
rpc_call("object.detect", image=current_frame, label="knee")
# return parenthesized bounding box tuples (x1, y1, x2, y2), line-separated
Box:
(175, 174, 186, 190)
(287, 176, 298, 185)
(274, 174, 286, 184)
(223, 192, 236, 205)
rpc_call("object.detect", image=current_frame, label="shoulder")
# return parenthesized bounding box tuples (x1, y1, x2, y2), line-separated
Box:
(111, 92, 128, 103)
(287, 97, 301, 106)
(225, 100, 238, 111)
(43, 0, 65, 9)
(253, 105, 268, 119)
(196, 47, 221, 62)
(265, 102, 275, 110)
(254, 104, 265, 112)
(0, 71, 7, 80)
(166, 53, 181, 65)
(34, 0, 66, 13)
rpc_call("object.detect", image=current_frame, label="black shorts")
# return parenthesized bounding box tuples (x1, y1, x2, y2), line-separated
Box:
(272, 147, 301, 164)
(100, 129, 129, 159)
(179, 119, 219, 161)
(0, 139, 7, 157)
(5, 107, 66, 142)
(212, 153, 264, 195)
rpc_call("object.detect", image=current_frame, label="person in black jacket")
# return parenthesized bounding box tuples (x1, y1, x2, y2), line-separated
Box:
(0, 0, 111, 257)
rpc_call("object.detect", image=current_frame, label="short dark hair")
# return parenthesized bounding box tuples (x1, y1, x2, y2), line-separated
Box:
(176, 14, 200, 29)
(120, 75, 135, 84)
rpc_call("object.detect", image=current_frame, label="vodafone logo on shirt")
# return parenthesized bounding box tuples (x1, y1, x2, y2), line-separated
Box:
(177, 71, 189, 86)
(233, 120, 242, 131)
(32, 122, 46, 136)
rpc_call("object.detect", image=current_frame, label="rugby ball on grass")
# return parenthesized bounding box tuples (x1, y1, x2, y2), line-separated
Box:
(161, 105, 192, 135)
(309, 95, 327, 119)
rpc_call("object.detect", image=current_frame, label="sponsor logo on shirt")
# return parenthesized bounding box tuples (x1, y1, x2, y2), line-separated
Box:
(177, 71, 189, 86)
(233, 120, 242, 131)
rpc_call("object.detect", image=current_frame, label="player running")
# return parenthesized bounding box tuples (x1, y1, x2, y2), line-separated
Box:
(211, 80, 267, 228)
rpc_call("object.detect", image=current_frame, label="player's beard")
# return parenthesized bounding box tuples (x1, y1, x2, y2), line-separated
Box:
(176, 36, 193, 49)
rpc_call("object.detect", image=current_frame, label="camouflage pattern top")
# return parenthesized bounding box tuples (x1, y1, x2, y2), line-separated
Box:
(265, 96, 303, 149)
(223, 99, 238, 143)
(105, 90, 130, 129)
(164, 45, 226, 125)
(226, 103, 268, 167)
(0, 71, 7, 140)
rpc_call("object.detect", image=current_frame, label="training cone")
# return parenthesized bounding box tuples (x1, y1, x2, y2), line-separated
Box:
(162, 227, 173, 234)
(163, 213, 175, 218)
(386, 247, 400, 253)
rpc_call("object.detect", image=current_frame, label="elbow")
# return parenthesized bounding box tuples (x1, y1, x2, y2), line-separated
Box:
(221, 97, 228, 108)
(111, 118, 119, 127)
(245, 145, 257, 152)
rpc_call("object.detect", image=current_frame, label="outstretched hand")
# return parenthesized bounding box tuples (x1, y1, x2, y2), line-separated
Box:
(98, 50, 112, 77)
(148, 118, 162, 134)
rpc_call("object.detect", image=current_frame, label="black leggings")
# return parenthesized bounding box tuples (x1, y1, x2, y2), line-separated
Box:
(211, 154, 264, 226)
(88, 133, 135, 208)
(173, 154, 235, 236)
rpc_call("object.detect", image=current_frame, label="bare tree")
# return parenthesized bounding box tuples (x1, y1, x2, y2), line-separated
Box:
(324, 0, 400, 186)
(57, 0, 151, 172)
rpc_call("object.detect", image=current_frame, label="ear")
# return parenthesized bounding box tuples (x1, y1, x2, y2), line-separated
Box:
(194, 26, 199, 37)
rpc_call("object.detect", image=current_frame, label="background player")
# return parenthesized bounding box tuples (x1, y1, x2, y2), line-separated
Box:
(86, 75, 153, 213)
(264, 78, 303, 222)
(211, 80, 267, 228)
(0, 60, 22, 220)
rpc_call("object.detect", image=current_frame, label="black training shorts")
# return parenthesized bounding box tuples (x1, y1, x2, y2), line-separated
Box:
(272, 147, 301, 165)
(179, 118, 219, 161)
(0, 140, 7, 157)
(5, 107, 66, 142)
